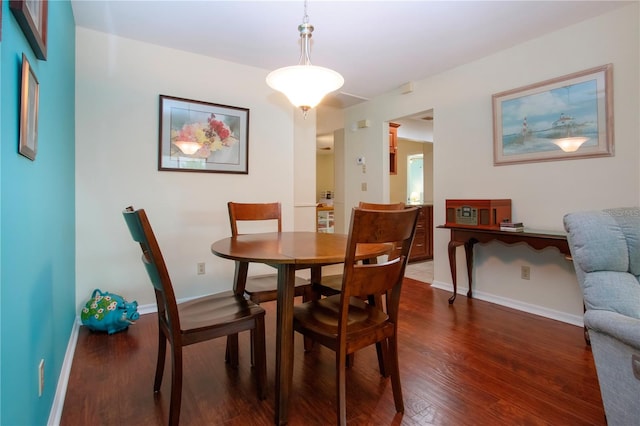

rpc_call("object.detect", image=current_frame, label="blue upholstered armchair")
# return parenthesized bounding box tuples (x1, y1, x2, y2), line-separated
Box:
(563, 207, 640, 425)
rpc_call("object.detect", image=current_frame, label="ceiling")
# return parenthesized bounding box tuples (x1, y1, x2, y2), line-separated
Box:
(71, 1, 631, 109)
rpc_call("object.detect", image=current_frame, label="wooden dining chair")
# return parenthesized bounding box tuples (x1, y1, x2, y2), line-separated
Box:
(226, 201, 314, 360)
(227, 201, 313, 303)
(311, 202, 407, 372)
(122, 206, 266, 426)
(293, 207, 419, 425)
(312, 201, 405, 296)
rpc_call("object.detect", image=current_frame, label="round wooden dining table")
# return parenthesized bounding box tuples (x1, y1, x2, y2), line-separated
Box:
(211, 231, 388, 425)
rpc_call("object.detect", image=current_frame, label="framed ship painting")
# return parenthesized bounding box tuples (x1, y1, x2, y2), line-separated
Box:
(492, 64, 613, 166)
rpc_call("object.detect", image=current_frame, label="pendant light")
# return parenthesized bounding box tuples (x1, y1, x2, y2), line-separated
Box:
(266, 0, 344, 117)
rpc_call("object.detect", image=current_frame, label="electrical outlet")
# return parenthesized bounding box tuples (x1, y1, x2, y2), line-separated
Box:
(521, 265, 531, 280)
(361, 182, 367, 191)
(197, 262, 205, 275)
(38, 359, 44, 397)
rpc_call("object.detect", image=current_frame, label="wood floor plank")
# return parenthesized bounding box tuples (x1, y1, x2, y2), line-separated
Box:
(60, 278, 604, 425)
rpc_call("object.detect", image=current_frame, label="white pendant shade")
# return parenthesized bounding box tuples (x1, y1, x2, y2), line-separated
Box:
(266, 64, 344, 111)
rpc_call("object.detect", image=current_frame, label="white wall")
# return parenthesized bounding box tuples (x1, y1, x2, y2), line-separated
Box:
(294, 110, 318, 231)
(75, 28, 314, 308)
(342, 4, 640, 324)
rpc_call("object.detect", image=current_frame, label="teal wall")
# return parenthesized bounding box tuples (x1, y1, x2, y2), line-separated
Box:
(1, 2, 75, 425)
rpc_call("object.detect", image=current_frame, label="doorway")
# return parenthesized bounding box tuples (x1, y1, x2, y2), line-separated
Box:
(390, 109, 434, 282)
(389, 109, 433, 206)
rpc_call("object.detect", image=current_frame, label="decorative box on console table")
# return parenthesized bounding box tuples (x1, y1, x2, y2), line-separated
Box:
(445, 199, 512, 230)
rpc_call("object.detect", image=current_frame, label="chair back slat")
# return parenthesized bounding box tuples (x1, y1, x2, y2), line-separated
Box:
(347, 258, 404, 297)
(228, 202, 282, 236)
(358, 201, 405, 211)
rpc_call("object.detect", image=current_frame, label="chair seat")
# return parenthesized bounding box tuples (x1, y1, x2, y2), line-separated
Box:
(293, 295, 392, 351)
(245, 274, 310, 303)
(178, 292, 265, 338)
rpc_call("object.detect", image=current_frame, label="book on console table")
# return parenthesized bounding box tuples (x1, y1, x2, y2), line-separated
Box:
(500, 225, 524, 232)
(500, 221, 524, 232)
(500, 221, 523, 227)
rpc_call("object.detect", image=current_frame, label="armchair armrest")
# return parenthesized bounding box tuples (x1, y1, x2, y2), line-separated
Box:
(585, 309, 640, 350)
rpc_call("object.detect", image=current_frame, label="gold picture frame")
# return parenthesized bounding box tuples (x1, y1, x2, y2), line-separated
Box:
(492, 64, 613, 166)
(19, 53, 39, 161)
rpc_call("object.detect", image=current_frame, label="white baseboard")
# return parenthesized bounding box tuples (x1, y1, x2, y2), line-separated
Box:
(430, 280, 584, 327)
(137, 302, 158, 315)
(47, 318, 80, 426)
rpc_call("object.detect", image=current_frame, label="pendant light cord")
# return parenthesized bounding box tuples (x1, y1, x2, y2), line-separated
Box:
(298, 0, 313, 66)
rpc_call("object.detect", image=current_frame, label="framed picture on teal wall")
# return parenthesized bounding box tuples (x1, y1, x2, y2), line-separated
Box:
(19, 53, 39, 161)
(10, 0, 48, 60)
(158, 95, 250, 174)
(492, 64, 614, 166)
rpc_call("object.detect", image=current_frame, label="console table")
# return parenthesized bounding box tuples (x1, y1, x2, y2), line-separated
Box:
(438, 225, 570, 304)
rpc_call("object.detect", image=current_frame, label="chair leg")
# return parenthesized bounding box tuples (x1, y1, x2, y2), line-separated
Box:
(387, 336, 404, 413)
(336, 350, 348, 426)
(168, 342, 183, 426)
(370, 294, 388, 375)
(304, 336, 315, 352)
(253, 315, 267, 400)
(154, 328, 166, 392)
(375, 340, 389, 377)
(346, 353, 355, 368)
(248, 294, 260, 366)
(225, 334, 239, 367)
(250, 329, 255, 367)
(303, 285, 316, 352)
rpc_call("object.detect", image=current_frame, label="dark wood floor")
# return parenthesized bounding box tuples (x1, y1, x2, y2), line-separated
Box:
(60, 278, 604, 425)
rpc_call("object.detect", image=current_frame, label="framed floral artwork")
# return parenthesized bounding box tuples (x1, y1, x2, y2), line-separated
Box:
(158, 95, 249, 174)
(492, 64, 613, 165)
(19, 53, 39, 161)
(10, 0, 48, 60)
